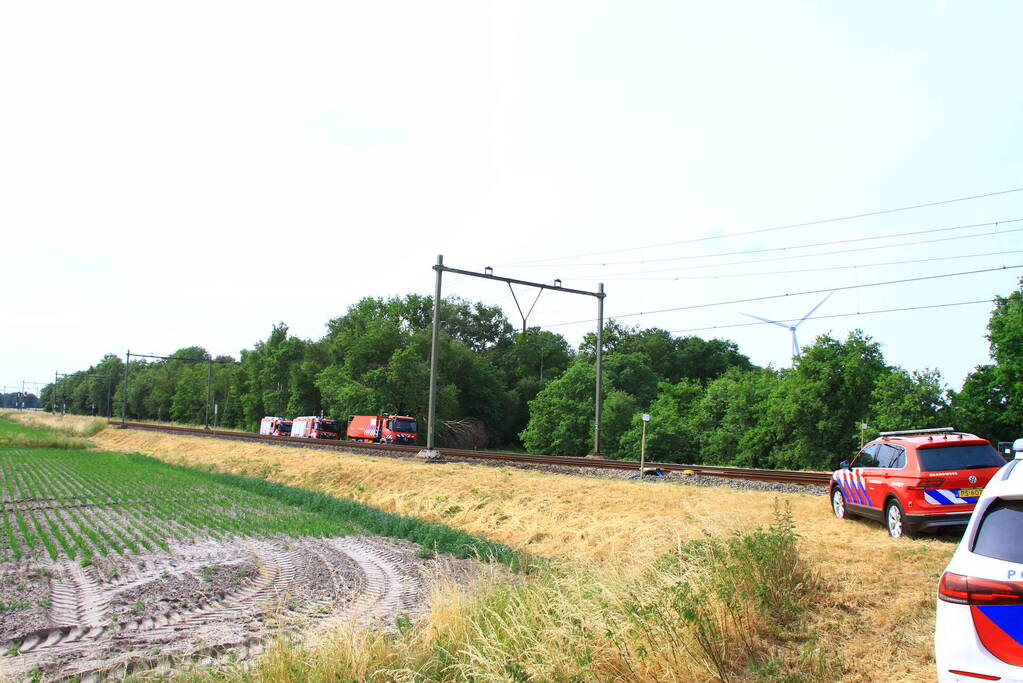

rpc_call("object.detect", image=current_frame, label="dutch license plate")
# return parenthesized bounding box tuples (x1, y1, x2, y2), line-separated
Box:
(958, 487, 983, 498)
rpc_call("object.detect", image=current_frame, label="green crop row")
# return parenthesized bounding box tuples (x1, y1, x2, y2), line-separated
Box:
(1, 419, 530, 571)
(145, 455, 532, 572)
(0, 448, 358, 562)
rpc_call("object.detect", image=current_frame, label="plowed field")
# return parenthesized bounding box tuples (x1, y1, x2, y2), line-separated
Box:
(0, 430, 482, 680)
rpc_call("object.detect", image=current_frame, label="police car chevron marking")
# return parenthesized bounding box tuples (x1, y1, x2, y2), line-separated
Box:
(924, 489, 980, 505)
(834, 468, 872, 507)
(972, 605, 1023, 666)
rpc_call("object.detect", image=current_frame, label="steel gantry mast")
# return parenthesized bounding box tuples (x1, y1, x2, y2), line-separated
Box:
(420, 255, 606, 459)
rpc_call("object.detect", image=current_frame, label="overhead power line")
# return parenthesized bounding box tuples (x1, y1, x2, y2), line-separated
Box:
(596, 248, 1023, 282)
(513, 218, 1023, 269)
(543, 263, 1023, 327)
(567, 225, 1023, 280)
(500, 186, 1023, 267)
(668, 299, 994, 335)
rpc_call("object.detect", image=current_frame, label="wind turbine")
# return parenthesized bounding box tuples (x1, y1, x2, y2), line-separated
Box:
(743, 291, 834, 360)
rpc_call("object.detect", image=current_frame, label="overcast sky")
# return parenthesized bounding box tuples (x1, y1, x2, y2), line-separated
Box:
(4, 1, 1022, 398)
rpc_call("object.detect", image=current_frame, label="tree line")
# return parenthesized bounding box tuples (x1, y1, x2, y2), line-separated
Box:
(1, 392, 40, 409)
(42, 280, 1023, 471)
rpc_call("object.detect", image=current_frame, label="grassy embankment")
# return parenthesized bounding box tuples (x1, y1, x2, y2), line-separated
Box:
(18, 412, 953, 681)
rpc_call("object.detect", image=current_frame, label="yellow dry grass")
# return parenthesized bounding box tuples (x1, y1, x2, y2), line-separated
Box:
(3, 410, 106, 437)
(82, 426, 953, 681)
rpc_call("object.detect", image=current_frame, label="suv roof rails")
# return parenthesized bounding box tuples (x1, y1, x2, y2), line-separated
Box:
(878, 427, 956, 437)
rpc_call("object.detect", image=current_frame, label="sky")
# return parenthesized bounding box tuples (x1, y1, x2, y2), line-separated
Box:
(3, 0, 1023, 398)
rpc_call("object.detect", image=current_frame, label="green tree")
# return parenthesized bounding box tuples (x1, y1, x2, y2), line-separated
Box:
(170, 364, 207, 424)
(761, 331, 887, 470)
(520, 359, 599, 457)
(604, 353, 660, 407)
(580, 324, 752, 384)
(868, 368, 948, 435)
(519, 354, 659, 457)
(618, 379, 705, 462)
(687, 367, 780, 466)
(984, 282, 1023, 430)
(951, 364, 1015, 443)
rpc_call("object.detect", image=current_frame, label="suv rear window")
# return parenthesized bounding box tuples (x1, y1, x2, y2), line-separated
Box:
(917, 444, 1004, 472)
(971, 499, 1023, 563)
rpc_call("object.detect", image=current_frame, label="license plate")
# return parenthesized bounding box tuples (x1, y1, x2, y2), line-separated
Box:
(958, 487, 983, 498)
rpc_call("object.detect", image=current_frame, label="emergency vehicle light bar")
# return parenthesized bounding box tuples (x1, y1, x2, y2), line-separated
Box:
(879, 427, 955, 437)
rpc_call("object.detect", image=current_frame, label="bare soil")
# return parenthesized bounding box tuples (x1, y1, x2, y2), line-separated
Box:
(0, 535, 481, 681)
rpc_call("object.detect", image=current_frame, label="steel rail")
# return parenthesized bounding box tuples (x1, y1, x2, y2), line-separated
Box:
(114, 421, 832, 486)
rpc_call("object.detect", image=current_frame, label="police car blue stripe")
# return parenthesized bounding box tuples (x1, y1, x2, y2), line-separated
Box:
(840, 475, 858, 505)
(927, 489, 973, 505)
(838, 477, 854, 504)
(855, 476, 873, 507)
(977, 605, 1023, 646)
(846, 476, 863, 505)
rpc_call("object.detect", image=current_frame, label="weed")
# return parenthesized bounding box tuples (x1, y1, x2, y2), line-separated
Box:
(394, 612, 413, 635)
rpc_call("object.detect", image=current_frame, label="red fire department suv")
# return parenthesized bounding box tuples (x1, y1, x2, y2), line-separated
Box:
(830, 428, 1005, 538)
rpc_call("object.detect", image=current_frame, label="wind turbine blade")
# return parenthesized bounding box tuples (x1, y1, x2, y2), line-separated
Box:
(792, 330, 800, 358)
(741, 313, 792, 330)
(795, 291, 835, 327)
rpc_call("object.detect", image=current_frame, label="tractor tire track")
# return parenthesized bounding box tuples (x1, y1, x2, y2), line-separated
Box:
(2, 536, 471, 681)
(330, 536, 428, 625)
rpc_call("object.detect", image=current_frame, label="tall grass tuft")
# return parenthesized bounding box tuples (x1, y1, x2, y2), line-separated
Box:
(0, 433, 89, 450)
(0, 412, 104, 449)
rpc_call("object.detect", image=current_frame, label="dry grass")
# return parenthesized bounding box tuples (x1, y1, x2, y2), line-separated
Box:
(2, 410, 106, 437)
(81, 426, 953, 681)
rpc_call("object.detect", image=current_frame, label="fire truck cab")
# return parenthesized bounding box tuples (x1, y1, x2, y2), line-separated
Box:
(346, 414, 417, 444)
(290, 416, 341, 440)
(260, 416, 284, 436)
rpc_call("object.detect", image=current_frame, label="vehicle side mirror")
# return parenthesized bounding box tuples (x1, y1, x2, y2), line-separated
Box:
(840, 460, 851, 469)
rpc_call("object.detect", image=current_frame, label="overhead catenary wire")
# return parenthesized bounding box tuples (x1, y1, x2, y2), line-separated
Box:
(511, 217, 1023, 269)
(129, 353, 238, 363)
(478, 245, 1022, 326)
(667, 299, 995, 335)
(541, 263, 1023, 328)
(594, 248, 1023, 281)
(498, 186, 1023, 267)
(565, 225, 1023, 280)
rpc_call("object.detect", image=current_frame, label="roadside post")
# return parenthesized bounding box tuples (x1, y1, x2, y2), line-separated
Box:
(639, 413, 650, 476)
(860, 422, 868, 449)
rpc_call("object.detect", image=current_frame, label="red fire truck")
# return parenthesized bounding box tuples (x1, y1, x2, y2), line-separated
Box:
(259, 416, 292, 436)
(290, 416, 341, 440)
(346, 414, 417, 444)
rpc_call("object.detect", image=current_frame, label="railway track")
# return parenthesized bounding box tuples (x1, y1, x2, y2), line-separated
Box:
(114, 421, 832, 486)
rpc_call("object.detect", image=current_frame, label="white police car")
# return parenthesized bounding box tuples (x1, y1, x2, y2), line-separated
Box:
(935, 438, 1023, 682)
